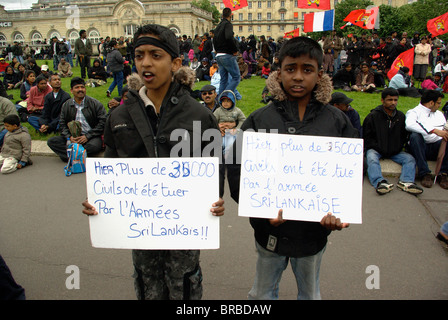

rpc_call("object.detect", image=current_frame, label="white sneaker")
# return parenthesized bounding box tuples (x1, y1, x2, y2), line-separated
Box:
(397, 181, 423, 195)
(376, 180, 394, 195)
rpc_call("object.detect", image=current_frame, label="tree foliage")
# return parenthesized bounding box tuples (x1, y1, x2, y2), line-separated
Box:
(330, 0, 448, 42)
(191, 0, 221, 24)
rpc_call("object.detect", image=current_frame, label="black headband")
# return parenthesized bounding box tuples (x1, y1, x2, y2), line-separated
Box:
(134, 36, 179, 59)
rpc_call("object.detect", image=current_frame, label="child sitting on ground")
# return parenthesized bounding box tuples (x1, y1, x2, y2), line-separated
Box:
(213, 91, 246, 137)
(261, 62, 271, 79)
(0, 114, 32, 174)
(422, 75, 442, 91)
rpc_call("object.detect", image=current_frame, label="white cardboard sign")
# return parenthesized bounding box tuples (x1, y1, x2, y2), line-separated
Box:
(238, 131, 363, 224)
(86, 157, 220, 249)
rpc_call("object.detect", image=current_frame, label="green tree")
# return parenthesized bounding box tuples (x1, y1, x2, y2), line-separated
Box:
(191, 0, 221, 24)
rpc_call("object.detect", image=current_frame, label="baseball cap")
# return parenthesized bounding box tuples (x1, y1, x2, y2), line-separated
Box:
(330, 92, 353, 105)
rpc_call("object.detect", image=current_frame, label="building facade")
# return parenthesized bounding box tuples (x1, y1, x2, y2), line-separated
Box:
(0, 0, 419, 48)
(0, 0, 214, 47)
(211, 0, 417, 40)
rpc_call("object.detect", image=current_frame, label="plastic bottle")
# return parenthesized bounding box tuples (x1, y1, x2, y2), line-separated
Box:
(66, 138, 72, 160)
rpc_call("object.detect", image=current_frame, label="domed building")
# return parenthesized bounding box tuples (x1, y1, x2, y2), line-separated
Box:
(0, 0, 214, 47)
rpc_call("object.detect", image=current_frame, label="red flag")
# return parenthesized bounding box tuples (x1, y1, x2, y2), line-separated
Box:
(284, 28, 300, 39)
(387, 48, 415, 80)
(427, 12, 448, 37)
(298, 0, 330, 11)
(343, 7, 379, 30)
(222, 0, 248, 11)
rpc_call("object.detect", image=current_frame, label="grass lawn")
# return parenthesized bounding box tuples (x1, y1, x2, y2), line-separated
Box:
(10, 60, 448, 140)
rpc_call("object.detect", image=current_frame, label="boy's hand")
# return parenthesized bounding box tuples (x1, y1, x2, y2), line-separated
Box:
(210, 198, 224, 216)
(270, 209, 285, 227)
(320, 213, 349, 230)
(82, 200, 98, 216)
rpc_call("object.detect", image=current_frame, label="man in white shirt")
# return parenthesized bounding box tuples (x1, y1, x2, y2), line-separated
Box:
(434, 58, 448, 83)
(406, 90, 447, 188)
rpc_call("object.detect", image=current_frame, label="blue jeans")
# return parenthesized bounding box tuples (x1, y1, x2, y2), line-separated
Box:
(108, 70, 123, 96)
(366, 149, 417, 187)
(248, 241, 325, 300)
(408, 132, 448, 177)
(215, 54, 241, 96)
(28, 116, 41, 131)
(0, 129, 6, 147)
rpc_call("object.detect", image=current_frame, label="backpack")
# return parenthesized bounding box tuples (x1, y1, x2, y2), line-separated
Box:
(64, 143, 86, 176)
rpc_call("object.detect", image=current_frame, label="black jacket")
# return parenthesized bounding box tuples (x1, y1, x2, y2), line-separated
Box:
(362, 105, 408, 158)
(88, 59, 108, 81)
(104, 70, 221, 192)
(59, 96, 106, 140)
(227, 72, 358, 258)
(39, 89, 71, 132)
(213, 18, 238, 55)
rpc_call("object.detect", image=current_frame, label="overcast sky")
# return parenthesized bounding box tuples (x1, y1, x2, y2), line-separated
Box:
(0, 0, 36, 10)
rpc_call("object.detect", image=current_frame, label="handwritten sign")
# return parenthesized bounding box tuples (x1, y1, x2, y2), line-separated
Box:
(86, 157, 220, 249)
(238, 131, 363, 223)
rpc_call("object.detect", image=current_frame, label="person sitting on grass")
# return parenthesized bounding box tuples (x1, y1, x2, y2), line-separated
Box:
(351, 62, 376, 93)
(27, 74, 71, 134)
(19, 70, 36, 101)
(58, 57, 73, 78)
(26, 74, 52, 116)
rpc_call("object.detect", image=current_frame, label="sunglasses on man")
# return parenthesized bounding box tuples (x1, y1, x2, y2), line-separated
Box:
(201, 91, 215, 96)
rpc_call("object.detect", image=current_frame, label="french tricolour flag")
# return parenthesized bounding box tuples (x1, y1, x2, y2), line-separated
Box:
(303, 10, 334, 33)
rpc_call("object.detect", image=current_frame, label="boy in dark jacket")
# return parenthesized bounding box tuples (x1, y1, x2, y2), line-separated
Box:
(82, 24, 224, 300)
(228, 37, 356, 300)
(362, 88, 423, 195)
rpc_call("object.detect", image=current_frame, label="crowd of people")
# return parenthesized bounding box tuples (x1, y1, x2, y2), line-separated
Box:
(1, 8, 448, 300)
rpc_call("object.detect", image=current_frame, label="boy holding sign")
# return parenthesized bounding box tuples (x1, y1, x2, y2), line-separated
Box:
(228, 37, 358, 299)
(82, 24, 224, 300)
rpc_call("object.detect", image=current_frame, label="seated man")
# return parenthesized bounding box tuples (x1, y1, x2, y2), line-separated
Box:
(405, 90, 447, 188)
(195, 58, 211, 81)
(0, 96, 17, 146)
(388, 66, 421, 98)
(362, 88, 423, 195)
(332, 62, 356, 91)
(57, 58, 73, 78)
(40, 65, 53, 79)
(352, 62, 376, 93)
(329, 92, 362, 137)
(433, 58, 448, 82)
(370, 62, 386, 88)
(28, 74, 71, 134)
(47, 77, 106, 162)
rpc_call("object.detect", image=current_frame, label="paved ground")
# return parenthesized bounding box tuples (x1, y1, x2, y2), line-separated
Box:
(0, 143, 446, 300)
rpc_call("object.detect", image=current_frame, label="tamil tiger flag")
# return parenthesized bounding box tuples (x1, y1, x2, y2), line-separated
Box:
(298, 0, 331, 11)
(284, 28, 300, 39)
(427, 12, 448, 37)
(341, 7, 379, 30)
(387, 48, 414, 80)
(222, 0, 248, 11)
